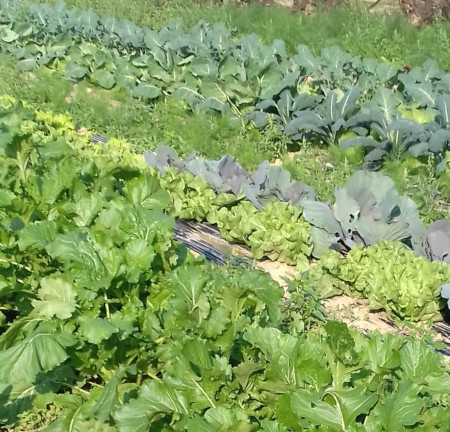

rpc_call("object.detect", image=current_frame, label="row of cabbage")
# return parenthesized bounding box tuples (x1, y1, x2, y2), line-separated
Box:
(145, 145, 450, 323)
(1, 0, 450, 168)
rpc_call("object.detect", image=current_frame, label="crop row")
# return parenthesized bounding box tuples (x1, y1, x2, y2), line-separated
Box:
(1, 0, 450, 168)
(145, 146, 450, 323)
(1, 97, 449, 430)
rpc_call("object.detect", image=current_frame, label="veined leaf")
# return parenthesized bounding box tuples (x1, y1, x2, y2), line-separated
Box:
(115, 380, 189, 432)
(169, 265, 209, 311)
(1, 28, 18, 43)
(289, 387, 377, 431)
(370, 381, 423, 429)
(18, 220, 59, 251)
(17, 58, 38, 71)
(122, 173, 170, 210)
(186, 407, 250, 431)
(89, 368, 128, 423)
(92, 69, 116, 90)
(132, 82, 161, 100)
(65, 61, 89, 79)
(0, 328, 71, 384)
(436, 94, 450, 126)
(399, 339, 442, 381)
(44, 394, 117, 432)
(32, 277, 78, 320)
(78, 317, 119, 344)
(405, 83, 436, 108)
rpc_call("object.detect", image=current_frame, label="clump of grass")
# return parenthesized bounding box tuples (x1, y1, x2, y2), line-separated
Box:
(282, 146, 355, 202)
(382, 158, 450, 224)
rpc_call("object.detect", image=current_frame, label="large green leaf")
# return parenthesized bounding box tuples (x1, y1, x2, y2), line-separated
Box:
(436, 94, 450, 126)
(289, 391, 343, 430)
(92, 69, 116, 89)
(122, 173, 170, 210)
(370, 87, 398, 122)
(369, 381, 423, 429)
(17, 58, 38, 71)
(398, 340, 442, 382)
(65, 61, 89, 79)
(18, 220, 59, 251)
(89, 368, 127, 423)
(32, 277, 78, 320)
(115, 380, 189, 432)
(169, 265, 209, 311)
(244, 327, 298, 384)
(46, 229, 108, 284)
(301, 200, 342, 237)
(132, 82, 161, 100)
(0, 328, 72, 384)
(405, 82, 436, 108)
(189, 57, 218, 77)
(1, 28, 19, 43)
(43, 394, 116, 432)
(115, 64, 138, 89)
(289, 387, 377, 431)
(78, 317, 119, 344)
(186, 407, 250, 432)
(364, 333, 402, 373)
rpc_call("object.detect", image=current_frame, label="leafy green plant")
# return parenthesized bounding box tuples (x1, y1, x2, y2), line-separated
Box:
(146, 145, 316, 209)
(144, 143, 450, 322)
(320, 241, 450, 322)
(32, 0, 450, 70)
(301, 170, 426, 258)
(426, 219, 450, 264)
(158, 167, 313, 267)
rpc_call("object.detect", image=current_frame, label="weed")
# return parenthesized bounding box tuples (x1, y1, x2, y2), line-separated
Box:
(383, 157, 450, 224)
(282, 146, 355, 202)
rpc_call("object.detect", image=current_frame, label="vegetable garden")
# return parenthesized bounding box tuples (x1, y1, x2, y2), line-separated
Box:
(0, 0, 450, 430)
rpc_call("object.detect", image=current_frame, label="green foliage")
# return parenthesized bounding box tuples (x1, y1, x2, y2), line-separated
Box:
(284, 147, 449, 225)
(154, 146, 450, 323)
(2, 0, 450, 168)
(301, 170, 426, 258)
(282, 147, 357, 202)
(381, 156, 450, 224)
(0, 53, 281, 170)
(1, 97, 450, 431)
(146, 145, 316, 209)
(159, 168, 313, 267)
(216, 200, 313, 267)
(320, 241, 450, 322)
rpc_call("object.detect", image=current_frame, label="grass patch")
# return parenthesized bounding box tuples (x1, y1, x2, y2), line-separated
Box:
(0, 53, 284, 170)
(34, 0, 450, 69)
(282, 146, 357, 202)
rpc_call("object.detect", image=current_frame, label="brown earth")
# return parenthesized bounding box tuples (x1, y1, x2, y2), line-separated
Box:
(400, 0, 450, 26)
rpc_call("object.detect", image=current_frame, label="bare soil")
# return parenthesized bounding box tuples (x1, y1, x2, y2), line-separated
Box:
(256, 258, 450, 353)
